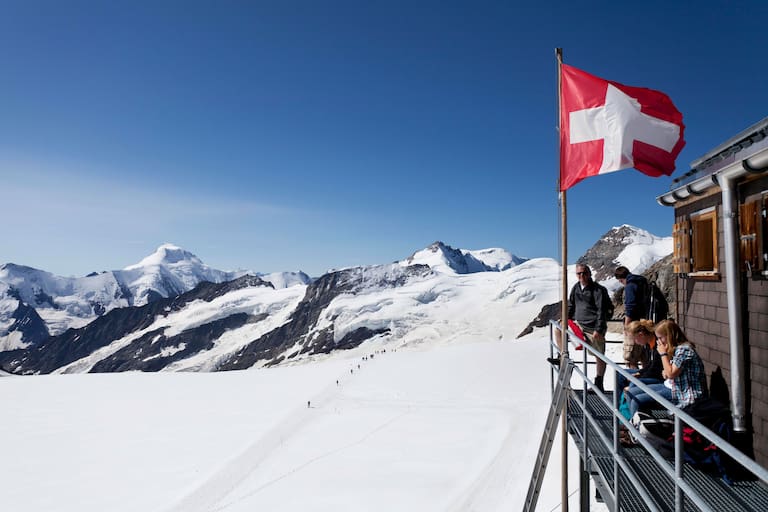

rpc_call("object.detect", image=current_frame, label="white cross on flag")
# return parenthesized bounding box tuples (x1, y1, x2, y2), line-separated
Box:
(559, 64, 685, 191)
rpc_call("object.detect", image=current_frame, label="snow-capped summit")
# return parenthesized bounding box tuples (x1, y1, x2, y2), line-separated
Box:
(465, 247, 527, 271)
(0, 245, 244, 349)
(125, 243, 204, 269)
(121, 244, 237, 301)
(260, 271, 312, 289)
(402, 241, 525, 274)
(612, 225, 673, 273)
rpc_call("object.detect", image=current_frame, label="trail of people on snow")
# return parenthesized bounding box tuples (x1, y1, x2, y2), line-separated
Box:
(210, 408, 412, 511)
(165, 351, 392, 512)
(165, 341, 550, 512)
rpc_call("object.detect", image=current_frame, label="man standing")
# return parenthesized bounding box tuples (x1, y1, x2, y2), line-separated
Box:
(553, 264, 609, 392)
(614, 265, 648, 369)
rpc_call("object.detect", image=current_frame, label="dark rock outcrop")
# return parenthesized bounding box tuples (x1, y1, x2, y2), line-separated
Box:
(516, 302, 562, 338)
(7, 301, 50, 347)
(91, 313, 256, 372)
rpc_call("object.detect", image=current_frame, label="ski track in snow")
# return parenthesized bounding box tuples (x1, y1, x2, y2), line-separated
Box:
(210, 409, 413, 511)
(165, 359, 390, 512)
(165, 350, 520, 512)
(444, 419, 519, 511)
(164, 394, 329, 511)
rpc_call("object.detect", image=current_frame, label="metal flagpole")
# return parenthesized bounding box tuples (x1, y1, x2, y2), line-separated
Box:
(556, 46, 569, 512)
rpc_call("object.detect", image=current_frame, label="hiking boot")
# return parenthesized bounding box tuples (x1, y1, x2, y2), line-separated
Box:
(620, 430, 637, 447)
(594, 376, 604, 393)
(546, 357, 561, 366)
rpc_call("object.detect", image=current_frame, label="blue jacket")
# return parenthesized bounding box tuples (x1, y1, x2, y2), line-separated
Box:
(624, 273, 648, 320)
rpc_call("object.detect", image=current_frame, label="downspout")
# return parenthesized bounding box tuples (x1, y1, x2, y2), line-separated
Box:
(718, 168, 747, 432)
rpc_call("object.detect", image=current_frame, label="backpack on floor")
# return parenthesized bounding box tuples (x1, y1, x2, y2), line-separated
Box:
(678, 399, 734, 484)
(677, 422, 733, 485)
(635, 412, 674, 458)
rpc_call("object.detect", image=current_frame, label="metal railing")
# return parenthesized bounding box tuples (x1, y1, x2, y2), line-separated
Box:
(548, 319, 768, 511)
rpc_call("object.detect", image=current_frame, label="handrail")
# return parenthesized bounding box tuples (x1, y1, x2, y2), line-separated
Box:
(548, 319, 768, 511)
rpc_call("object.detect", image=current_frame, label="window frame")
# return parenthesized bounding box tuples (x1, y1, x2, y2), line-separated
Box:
(674, 207, 720, 277)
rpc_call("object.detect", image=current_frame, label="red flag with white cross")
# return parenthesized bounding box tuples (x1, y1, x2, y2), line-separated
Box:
(559, 64, 685, 191)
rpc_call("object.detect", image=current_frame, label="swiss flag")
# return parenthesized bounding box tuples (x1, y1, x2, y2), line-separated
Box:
(559, 64, 685, 191)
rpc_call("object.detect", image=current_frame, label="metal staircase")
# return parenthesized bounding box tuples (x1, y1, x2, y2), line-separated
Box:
(523, 356, 573, 512)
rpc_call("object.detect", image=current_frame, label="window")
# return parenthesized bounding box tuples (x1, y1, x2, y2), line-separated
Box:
(739, 199, 763, 273)
(691, 209, 718, 273)
(673, 207, 719, 275)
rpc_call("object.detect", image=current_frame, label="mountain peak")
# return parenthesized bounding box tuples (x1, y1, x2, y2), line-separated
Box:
(403, 241, 523, 274)
(578, 225, 672, 282)
(124, 244, 203, 270)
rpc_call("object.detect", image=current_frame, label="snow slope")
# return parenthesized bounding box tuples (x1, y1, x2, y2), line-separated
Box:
(1, 335, 601, 512)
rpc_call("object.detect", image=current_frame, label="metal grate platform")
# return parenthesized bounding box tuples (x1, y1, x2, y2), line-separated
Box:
(567, 390, 768, 512)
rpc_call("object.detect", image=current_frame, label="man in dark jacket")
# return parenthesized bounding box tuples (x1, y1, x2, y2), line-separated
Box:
(567, 264, 609, 392)
(614, 265, 648, 369)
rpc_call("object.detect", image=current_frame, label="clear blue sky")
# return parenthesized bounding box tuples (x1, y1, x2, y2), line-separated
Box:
(1, 1, 766, 277)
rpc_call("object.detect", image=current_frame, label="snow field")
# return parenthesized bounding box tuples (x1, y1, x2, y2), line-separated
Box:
(1, 334, 607, 511)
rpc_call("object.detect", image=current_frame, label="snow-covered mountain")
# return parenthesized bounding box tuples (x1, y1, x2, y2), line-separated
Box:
(402, 241, 526, 274)
(579, 225, 673, 285)
(0, 228, 670, 375)
(121, 243, 239, 303)
(0, 243, 310, 351)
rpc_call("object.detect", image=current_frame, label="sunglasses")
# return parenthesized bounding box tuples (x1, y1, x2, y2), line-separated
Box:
(576, 271, 589, 276)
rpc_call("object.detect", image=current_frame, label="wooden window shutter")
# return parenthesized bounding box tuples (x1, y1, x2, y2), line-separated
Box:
(764, 195, 768, 270)
(740, 200, 761, 272)
(692, 211, 717, 272)
(673, 219, 691, 274)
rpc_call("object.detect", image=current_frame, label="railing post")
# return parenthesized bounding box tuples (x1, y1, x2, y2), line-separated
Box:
(579, 456, 590, 512)
(612, 384, 621, 512)
(550, 322, 555, 396)
(674, 413, 683, 510)
(580, 331, 590, 510)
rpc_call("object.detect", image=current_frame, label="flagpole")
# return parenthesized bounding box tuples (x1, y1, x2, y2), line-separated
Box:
(556, 46, 570, 512)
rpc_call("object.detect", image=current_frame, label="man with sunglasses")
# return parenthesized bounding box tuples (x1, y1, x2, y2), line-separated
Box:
(557, 264, 609, 392)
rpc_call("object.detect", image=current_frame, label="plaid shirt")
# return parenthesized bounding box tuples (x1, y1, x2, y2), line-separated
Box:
(671, 344, 707, 408)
